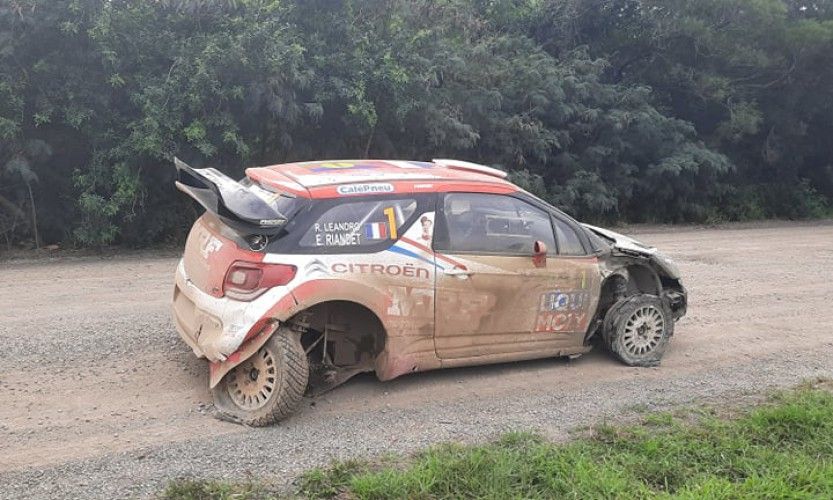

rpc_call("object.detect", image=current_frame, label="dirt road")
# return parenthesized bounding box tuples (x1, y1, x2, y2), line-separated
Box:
(2, 222, 833, 498)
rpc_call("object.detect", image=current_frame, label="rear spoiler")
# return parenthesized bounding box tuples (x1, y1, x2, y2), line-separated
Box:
(174, 157, 288, 235)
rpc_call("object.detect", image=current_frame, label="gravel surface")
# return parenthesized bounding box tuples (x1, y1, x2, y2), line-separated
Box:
(1, 222, 832, 499)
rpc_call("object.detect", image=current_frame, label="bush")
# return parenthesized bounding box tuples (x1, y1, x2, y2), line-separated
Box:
(2, 0, 832, 249)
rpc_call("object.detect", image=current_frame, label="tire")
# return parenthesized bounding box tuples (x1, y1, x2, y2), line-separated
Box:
(211, 327, 309, 426)
(603, 294, 674, 367)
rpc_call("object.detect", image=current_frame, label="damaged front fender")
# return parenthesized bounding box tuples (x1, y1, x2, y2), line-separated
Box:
(585, 224, 688, 327)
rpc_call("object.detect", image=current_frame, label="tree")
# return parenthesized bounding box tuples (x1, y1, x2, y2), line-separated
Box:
(0, 0, 829, 250)
(532, 0, 833, 218)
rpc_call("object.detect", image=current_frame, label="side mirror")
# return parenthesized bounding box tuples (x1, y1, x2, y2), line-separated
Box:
(532, 240, 547, 268)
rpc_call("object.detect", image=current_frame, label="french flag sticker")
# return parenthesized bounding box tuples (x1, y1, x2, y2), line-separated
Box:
(365, 222, 388, 240)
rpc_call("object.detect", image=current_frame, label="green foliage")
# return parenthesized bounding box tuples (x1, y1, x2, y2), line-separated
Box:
(0, 139, 51, 247)
(289, 386, 833, 499)
(164, 386, 833, 499)
(299, 459, 374, 499)
(1, 0, 832, 247)
(532, 0, 833, 221)
(161, 477, 280, 500)
(72, 161, 141, 245)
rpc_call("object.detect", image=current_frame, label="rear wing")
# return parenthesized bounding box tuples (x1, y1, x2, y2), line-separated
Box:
(174, 157, 289, 235)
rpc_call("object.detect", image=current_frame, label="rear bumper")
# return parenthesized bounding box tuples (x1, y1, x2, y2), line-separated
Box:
(171, 259, 270, 362)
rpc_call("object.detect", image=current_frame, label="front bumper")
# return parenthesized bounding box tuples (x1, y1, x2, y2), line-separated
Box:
(172, 259, 271, 362)
(664, 284, 688, 320)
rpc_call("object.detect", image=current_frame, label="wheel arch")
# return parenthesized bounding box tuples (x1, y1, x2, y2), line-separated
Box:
(286, 299, 388, 360)
(209, 279, 393, 389)
(623, 263, 662, 295)
(597, 263, 662, 308)
(586, 263, 662, 344)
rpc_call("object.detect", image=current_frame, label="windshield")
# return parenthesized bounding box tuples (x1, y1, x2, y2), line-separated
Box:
(585, 228, 613, 252)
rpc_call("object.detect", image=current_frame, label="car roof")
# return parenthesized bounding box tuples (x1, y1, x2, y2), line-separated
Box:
(246, 159, 519, 199)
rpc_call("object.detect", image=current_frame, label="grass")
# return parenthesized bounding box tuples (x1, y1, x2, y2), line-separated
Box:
(161, 478, 282, 500)
(162, 381, 833, 499)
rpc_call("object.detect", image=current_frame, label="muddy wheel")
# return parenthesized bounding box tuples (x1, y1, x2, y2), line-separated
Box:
(211, 328, 308, 426)
(603, 294, 673, 367)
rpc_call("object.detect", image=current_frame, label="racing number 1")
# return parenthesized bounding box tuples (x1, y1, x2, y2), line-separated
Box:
(383, 207, 398, 240)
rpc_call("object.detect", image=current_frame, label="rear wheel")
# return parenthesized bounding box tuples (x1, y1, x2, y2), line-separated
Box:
(211, 328, 308, 426)
(603, 294, 673, 367)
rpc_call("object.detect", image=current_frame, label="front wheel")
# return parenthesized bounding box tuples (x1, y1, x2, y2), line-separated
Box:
(603, 294, 674, 367)
(211, 327, 309, 426)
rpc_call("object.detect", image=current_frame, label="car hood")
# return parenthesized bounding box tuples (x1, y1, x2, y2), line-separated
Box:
(582, 224, 682, 279)
(582, 224, 657, 256)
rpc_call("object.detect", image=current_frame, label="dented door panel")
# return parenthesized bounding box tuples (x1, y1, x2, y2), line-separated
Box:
(432, 192, 602, 361)
(434, 254, 600, 360)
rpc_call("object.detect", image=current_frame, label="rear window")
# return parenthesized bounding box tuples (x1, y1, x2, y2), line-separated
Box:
(299, 199, 417, 249)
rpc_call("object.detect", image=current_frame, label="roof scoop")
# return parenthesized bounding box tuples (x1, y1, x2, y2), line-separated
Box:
(432, 158, 508, 178)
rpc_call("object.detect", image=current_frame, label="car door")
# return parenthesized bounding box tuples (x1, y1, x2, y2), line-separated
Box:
(431, 193, 551, 359)
(531, 213, 602, 346)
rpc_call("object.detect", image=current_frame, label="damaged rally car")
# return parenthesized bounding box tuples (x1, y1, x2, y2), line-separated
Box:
(172, 158, 687, 425)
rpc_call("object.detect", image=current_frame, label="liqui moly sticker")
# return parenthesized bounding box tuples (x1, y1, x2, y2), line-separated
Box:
(336, 183, 395, 195)
(365, 222, 388, 239)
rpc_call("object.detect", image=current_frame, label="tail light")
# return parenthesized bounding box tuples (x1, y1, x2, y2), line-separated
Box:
(223, 261, 297, 300)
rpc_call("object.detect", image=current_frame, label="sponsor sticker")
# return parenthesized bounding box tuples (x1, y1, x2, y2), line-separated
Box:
(331, 262, 431, 279)
(199, 234, 223, 259)
(336, 183, 395, 195)
(312, 221, 363, 246)
(365, 222, 388, 240)
(534, 289, 591, 333)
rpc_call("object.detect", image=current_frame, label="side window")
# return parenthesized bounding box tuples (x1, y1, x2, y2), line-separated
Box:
(553, 218, 586, 255)
(299, 199, 417, 249)
(441, 193, 555, 254)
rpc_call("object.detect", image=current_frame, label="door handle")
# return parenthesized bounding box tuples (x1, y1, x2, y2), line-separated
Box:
(444, 266, 472, 278)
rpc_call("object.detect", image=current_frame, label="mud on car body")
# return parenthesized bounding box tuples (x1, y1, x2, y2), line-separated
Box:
(171, 158, 687, 425)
